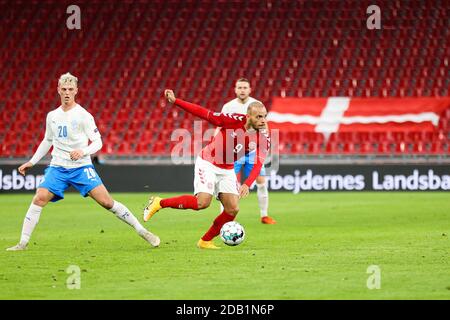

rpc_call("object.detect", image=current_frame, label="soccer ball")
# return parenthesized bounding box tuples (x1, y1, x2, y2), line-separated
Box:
(220, 221, 245, 246)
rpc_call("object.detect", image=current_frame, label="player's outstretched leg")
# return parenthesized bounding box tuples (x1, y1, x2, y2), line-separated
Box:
(6, 188, 54, 251)
(143, 194, 202, 222)
(89, 185, 160, 247)
(110, 200, 160, 247)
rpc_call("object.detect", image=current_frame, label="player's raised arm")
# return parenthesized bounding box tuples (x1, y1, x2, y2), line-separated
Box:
(165, 89, 245, 127)
(165, 89, 221, 126)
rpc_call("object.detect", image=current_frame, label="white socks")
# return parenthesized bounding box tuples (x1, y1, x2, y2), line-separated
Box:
(19, 203, 43, 245)
(256, 183, 269, 217)
(109, 200, 146, 234)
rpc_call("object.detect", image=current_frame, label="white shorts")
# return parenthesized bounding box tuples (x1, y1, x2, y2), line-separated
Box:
(194, 156, 240, 198)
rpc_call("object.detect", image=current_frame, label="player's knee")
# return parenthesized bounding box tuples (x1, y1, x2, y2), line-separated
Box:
(93, 194, 114, 209)
(99, 198, 114, 209)
(196, 199, 211, 210)
(256, 176, 266, 184)
(196, 196, 212, 210)
(226, 205, 239, 215)
(32, 196, 47, 207)
(33, 192, 49, 207)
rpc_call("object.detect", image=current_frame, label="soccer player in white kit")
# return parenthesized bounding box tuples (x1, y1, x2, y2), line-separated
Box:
(219, 78, 276, 224)
(6, 73, 160, 251)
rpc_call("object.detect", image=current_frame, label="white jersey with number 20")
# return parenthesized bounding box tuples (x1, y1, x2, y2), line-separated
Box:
(44, 104, 101, 168)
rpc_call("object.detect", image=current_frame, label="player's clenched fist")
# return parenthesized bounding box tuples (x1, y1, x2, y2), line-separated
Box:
(165, 89, 176, 103)
(18, 162, 33, 176)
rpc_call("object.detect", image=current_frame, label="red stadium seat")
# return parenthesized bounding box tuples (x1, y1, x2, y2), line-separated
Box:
(377, 142, 392, 154)
(116, 142, 131, 155)
(430, 142, 443, 154)
(412, 142, 427, 154)
(360, 142, 374, 154)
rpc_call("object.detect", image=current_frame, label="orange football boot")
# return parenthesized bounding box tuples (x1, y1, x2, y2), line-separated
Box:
(261, 216, 277, 224)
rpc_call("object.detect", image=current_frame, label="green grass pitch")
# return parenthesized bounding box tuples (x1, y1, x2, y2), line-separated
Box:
(0, 192, 449, 299)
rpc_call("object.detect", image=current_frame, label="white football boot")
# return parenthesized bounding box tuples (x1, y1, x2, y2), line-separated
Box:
(139, 230, 160, 247)
(6, 242, 27, 251)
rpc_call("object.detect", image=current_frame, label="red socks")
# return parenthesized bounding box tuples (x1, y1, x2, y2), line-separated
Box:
(159, 196, 236, 241)
(201, 211, 235, 241)
(160, 195, 199, 210)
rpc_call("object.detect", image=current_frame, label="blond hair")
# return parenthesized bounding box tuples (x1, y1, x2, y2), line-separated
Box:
(58, 72, 78, 87)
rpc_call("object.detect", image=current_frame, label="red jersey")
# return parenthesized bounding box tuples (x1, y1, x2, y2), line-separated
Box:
(173, 98, 270, 187)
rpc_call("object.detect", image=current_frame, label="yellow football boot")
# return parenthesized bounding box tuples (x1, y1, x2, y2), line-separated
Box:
(143, 196, 162, 222)
(197, 239, 221, 249)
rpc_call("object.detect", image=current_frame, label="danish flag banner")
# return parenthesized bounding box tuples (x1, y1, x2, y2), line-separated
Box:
(267, 97, 450, 133)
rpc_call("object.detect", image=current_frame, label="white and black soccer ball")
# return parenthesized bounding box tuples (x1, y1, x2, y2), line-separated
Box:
(220, 221, 245, 246)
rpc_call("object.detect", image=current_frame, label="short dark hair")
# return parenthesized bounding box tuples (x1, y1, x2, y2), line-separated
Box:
(236, 78, 250, 85)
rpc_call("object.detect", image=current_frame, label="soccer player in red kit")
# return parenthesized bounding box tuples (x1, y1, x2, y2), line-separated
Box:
(143, 89, 270, 249)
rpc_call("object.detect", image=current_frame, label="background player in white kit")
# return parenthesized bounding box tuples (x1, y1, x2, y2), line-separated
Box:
(6, 73, 160, 251)
(219, 78, 276, 224)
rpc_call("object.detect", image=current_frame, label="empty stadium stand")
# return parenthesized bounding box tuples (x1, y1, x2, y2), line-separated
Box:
(0, 0, 448, 159)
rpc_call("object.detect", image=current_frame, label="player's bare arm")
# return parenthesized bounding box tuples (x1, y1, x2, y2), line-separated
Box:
(18, 162, 34, 176)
